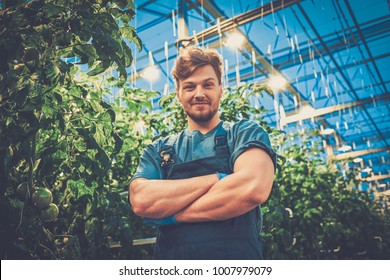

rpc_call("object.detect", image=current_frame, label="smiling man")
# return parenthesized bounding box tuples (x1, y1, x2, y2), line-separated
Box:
(129, 46, 277, 260)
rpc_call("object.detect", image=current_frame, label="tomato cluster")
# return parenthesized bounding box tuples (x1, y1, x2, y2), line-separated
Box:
(16, 185, 59, 223)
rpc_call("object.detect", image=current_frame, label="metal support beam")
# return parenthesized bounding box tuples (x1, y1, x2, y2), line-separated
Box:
(179, 0, 302, 46)
(297, 3, 389, 147)
(109, 237, 156, 248)
(137, 0, 159, 10)
(190, 0, 348, 143)
(178, 0, 189, 42)
(280, 93, 390, 126)
(343, 0, 388, 95)
(330, 147, 390, 161)
(189, 0, 305, 104)
(361, 174, 390, 182)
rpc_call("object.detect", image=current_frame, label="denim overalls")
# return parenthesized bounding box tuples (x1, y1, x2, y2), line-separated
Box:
(153, 126, 263, 260)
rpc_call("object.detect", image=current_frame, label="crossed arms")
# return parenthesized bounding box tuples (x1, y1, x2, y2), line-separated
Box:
(129, 147, 275, 223)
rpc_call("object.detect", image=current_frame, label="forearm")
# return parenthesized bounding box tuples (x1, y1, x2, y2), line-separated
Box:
(174, 148, 274, 223)
(174, 171, 264, 223)
(130, 174, 219, 219)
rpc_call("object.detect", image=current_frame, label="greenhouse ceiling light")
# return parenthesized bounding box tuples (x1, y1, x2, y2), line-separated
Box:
(225, 32, 245, 49)
(321, 128, 335, 135)
(353, 157, 363, 163)
(299, 104, 315, 119)
(268, 75, 287, 91)
(362, 167, 372, 173)
(382, 190, 390, 196)
(141, 65, 160, 83)
(338, 145, 352, 152)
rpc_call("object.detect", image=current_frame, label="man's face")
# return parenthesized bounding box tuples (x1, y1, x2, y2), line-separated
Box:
(176, 65, 222, 123)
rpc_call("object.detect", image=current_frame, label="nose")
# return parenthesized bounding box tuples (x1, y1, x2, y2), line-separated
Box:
(194, 85, 205, 98)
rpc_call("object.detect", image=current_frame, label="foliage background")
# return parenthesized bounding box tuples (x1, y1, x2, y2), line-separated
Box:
(1, 0, 389, 260)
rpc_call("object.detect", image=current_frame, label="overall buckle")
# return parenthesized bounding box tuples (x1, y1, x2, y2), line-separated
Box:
(160, 147, 175, 167)
(214, 134, 227, 150)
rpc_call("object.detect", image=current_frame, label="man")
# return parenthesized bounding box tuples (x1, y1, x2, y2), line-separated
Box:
(129, 46, 276, 260)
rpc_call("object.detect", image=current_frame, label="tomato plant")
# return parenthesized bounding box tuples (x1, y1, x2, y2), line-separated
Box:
(0, 0, 142, 259)
(274, 130, 390, 259)
(1, 1, 388, 260)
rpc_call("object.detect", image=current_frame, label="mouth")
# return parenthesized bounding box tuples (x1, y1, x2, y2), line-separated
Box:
(192, 103, 209, 109)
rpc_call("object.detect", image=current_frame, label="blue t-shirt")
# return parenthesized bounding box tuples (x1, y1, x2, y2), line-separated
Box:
(131, 119, 277, 183)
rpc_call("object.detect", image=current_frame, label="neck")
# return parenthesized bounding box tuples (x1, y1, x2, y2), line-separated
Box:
(186, 115, 221, 134)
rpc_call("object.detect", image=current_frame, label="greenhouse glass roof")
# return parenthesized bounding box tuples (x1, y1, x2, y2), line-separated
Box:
(130, 0, 390, 188)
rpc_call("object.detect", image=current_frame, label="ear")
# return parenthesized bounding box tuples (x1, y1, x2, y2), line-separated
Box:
(219, 84, 223, 98)
(176, 90, 182, 104)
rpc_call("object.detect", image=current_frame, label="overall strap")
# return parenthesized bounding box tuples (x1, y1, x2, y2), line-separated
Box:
(214, 122, 230, 156)
(160, 134, 179, 168)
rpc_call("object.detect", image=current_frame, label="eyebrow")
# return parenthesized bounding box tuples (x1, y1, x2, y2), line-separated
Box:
(182, 78, 217, 86)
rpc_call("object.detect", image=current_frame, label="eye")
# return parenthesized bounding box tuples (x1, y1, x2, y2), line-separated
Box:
(204, 83, 214, 88)
(183, 85, 195, 91)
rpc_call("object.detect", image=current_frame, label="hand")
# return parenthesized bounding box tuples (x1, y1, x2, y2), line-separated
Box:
(143, 215, 178, 227)
(216, 172, 229, 180)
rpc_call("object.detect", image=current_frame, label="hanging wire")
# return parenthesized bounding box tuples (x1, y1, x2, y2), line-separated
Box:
(172, 10, 176, 37)
(283, 14, 288, 37)
(131, 63, 137, 89)
(261, 0, 264, 21)
(273, 96, 279, 130)
(133, 2, 138, 89)
(216, 18, 226, 88)
(193, 30, 199, 46)
(164, 41, 170, 96)
(201, 0, 205, 47)
(224, 59, 229, 88)
(148, 51, 154, 91)
(267, 44, 273, 66)
(251, 48, 256, 81)
(270, 0, 279, 36)
(235, 50, 240, 85)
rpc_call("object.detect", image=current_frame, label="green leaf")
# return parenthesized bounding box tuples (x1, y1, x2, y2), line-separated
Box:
(113, 133, 123, 153)
(69, 180, 96, 201)
(96, 150, 110, 171)
(74, 44, 97, 62)
(90, 100, 105, 113)
(87, 61, 106, 76)
(74, 138, 87, 152)
(99, 111, 113, 124)
(45, 64, 62, 84)
(113, 0, 128, 9)
(132, 34, 142, 51)
(42, 2, 66, 18)
(117, 62, 127, 79)
(122, 41, 133, 67)
(42, 102, 56, 119)
(120, 26, 135, 40)
(94, 123, 105, 146)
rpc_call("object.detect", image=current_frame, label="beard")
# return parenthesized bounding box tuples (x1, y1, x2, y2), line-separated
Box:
(184, 105, 218, 122)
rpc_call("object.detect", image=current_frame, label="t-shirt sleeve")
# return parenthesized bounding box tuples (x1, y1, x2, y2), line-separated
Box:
(129, 141, 164, 186)
(228, 120, 277, 171)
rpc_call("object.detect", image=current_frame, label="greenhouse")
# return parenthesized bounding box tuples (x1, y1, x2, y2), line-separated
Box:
(1, 0, 389, 265)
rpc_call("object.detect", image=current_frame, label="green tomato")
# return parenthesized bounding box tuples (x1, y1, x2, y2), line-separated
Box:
(63, 237, 69, 245)
(40, 203, 59, 222)
(31, 188, 53, 209)
(111, 179, 119, 188)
